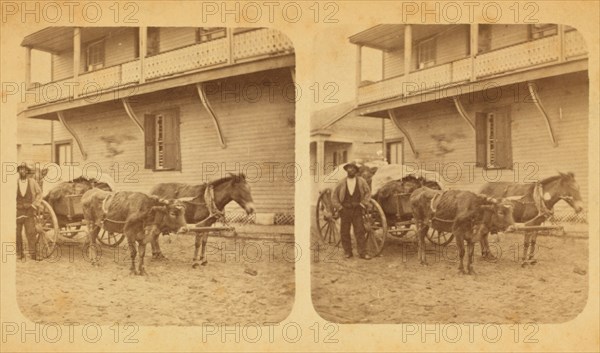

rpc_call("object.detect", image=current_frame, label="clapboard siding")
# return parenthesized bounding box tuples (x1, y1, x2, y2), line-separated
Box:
(489, 24, 530, 50)
(52, 68, 295, 214)
(384, 26, 469, 77)
(52, 28, 138, 79)
(158, 28, 198, 52)
(435, 26, 469, 64)
(383, 50, 403, 79)
(52, 51, 73, 81)
(383, 72, 588, 214)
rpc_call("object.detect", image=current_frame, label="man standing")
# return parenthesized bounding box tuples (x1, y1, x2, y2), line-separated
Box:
(16, 162, 43, 260)
(331, 162, 372, 260)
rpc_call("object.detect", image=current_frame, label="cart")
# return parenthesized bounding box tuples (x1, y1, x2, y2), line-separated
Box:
(56, 194, 125, 247)
(315, 163, 453, 256)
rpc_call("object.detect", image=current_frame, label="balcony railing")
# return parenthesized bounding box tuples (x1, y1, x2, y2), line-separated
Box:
(358, 30, 587, 106)
(26, 28, 294, 107)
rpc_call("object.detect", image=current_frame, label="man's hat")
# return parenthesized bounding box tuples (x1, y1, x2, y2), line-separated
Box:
(17, 161, 35, 173)
(343, 162, 360, 172)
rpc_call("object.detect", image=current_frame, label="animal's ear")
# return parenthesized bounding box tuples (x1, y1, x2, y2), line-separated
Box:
(568, 172, 575, 178)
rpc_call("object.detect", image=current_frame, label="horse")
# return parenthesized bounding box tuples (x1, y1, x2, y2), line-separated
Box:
(149, 173, 255, 266)
(479, 172, 584, 263)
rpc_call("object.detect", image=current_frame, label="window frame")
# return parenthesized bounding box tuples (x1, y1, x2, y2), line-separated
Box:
(85, 39, 105, 72)
(54, 140, 73, 165)
(416, 37, 436, 70)
(144, 108, 181, 171)
(529, 24, 558, 40)
(475, 107, 513, 170)
(385, 138, 404, 165)
(195, 27, 227, 44)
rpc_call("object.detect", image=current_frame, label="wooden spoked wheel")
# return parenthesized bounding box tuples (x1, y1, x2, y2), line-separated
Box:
(316, 190, 341, 247)
(364, 199, 387, 256)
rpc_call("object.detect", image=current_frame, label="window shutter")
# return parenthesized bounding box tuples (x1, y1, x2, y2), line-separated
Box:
(475, 112, 487, 167)
(162, 112, 181, 170)
(495, 107, 513, 169)
(144, 114, 156, 169)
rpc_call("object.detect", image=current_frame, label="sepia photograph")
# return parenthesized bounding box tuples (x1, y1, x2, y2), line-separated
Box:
(1, 1, 598, 352)
(12, 25, 296, 325)
(311, 23, 590, 324)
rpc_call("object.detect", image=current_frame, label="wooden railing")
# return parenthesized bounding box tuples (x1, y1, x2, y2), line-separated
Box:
(358, 31, 587, 105)
(27, 28, 294, 106)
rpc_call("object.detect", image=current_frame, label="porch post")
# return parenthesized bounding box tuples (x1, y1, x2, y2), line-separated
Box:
(355, 45, 362, 100)
(25, 46, 31, 89)
(73, 27, 81, 98)
(557, 24, 565, 62)
(316, 140, 325, 177)
(139, 26, 147, 83)
(227, 27, 234, 64)
(381, 118, 386, 161)
(470, 23, 478, 82)
(404, 24, 412, 77)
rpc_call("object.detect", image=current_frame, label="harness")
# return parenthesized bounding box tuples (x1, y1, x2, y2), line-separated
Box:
(429, 191, 455, 224)
(504, 182, 554, 226)
(181, 184, 228, 227)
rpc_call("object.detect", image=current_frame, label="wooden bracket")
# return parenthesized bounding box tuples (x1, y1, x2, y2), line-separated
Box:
(527, 82, 558, 147)
(196, 83, 226, 148)
(452, 96, 475, 131)
(121, 98, 144, 133)
(56, 111, 87, 160)
(388, 109, 419, 158)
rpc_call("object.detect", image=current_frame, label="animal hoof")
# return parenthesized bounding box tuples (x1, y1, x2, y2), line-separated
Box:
(138, 269, 148, 276)
(152, 253, 167, 261)
(529, 259, 538, 265)
(192, 262, 200, 269)
(420, 261, 429, 266)
(201, 260, 208, 266)
(129, 269, 138, 276)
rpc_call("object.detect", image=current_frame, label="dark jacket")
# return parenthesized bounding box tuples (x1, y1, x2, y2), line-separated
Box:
(331, 177, 371, 211)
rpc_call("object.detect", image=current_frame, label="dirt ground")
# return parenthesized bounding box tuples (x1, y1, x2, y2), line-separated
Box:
(311, 224, 589, 324)
(17, 232, 295, 326)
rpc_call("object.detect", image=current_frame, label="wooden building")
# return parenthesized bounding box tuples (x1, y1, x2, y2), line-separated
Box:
(310, 101, 383, 203)
(350, 24, 588, 217)
(19, 27, 295, 223)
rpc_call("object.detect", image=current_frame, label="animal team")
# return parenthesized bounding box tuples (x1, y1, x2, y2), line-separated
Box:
(17, 161, 584, 276)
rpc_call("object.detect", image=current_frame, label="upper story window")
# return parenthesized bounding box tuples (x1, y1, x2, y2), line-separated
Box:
(530, 24, 558, 40)
(196, 27, 226, 43)
(417, 37, 436, 69)
(86, 40, 104, 72)
(475, 108, 512, 169)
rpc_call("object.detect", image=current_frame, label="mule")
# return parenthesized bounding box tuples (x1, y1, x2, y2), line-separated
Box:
(150, 173, 255, 267)
(479, 172, 584, 263)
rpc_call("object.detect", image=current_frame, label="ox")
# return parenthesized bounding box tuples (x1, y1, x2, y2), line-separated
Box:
(149, 173, 255, 267)
(82, 189, 187, 275)
(479, 172, 584, 263)
(410, 187, 515, 274)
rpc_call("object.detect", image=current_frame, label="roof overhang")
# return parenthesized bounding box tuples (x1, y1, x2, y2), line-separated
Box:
(349, 24, 464, 51)
(21, 27, 131, 53)
(21, 54, 295, 120)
